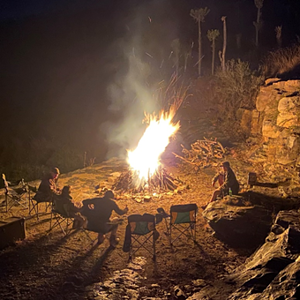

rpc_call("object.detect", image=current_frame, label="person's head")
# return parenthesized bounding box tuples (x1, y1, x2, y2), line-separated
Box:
(50, 167, 60, 179)
(62, 185, 71, 195)
(222, 161, 230, 171)
(104, 190, 114, 200)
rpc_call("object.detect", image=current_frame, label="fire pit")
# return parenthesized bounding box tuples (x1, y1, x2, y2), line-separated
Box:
(112, 165, 181, 193)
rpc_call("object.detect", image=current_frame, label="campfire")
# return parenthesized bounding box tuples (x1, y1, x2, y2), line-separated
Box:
(113, 109, 180, 194)
(112, 77, 190, 196)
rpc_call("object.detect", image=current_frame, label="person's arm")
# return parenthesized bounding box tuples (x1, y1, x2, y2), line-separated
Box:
(212, 173, 220, 187)
(82, 198, 96, 206)
(112, 201, 128, 215)
(220, 172, 229, 190)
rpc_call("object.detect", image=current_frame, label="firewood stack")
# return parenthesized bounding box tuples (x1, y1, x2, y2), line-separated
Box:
(112, 166, 179, 193)
(173, 138, 226, 172)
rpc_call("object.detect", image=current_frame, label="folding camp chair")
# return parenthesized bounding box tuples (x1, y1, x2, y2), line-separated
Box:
(123, 214, 158, 261)
(81, 217, 124, 246)
(29, 191, 54, 220)
(81, 221, 101, 245)
(164, 204, 198, 249)
(49, 199, 74, 235)
(2, 174, 29, 213)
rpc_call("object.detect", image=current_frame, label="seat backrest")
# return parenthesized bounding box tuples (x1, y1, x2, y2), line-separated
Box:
(128, 214, 156, 235)
(2, 174, 26, 194)
(53, 199, 69, 217)
(170, 204, 198, 224)
(2, 174, 9, 193)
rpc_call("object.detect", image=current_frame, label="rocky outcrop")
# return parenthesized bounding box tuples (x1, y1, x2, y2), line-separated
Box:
(227, 209, 300, 300)
(247, 78, 300, 197)
(202, 195, 273, 248)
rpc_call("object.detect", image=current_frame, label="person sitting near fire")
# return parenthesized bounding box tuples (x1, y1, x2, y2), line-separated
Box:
(208, 161, 239, 204)
(54, 185, 80, 216)
(81, 190, 128, 247)
(212, 166, 225, 188)
(53, 185, 86, 228)
(34, 167, 61, 203)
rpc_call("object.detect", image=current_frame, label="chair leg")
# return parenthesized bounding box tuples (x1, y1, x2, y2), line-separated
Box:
(36, 203, 39, 221)
(49, 209, 53, 230)
(153, 231, 156, 261)
(5, 194, 8, 213)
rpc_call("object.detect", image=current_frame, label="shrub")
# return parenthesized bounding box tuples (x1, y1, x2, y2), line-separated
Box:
(214, 59, 263, 120)
(261, 44, 300, 78)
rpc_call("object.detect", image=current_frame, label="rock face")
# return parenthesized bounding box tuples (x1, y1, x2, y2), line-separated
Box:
(248, 78, 300, 197)
(202, 195, 273, 248)
(227, 209, 300, 300)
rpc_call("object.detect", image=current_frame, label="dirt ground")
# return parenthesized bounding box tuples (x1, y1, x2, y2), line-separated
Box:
(0, 157, 251, 300)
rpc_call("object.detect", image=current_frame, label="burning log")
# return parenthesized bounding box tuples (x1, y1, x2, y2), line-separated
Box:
(173, 138, 226, 172)
(112, 166, 179, 194)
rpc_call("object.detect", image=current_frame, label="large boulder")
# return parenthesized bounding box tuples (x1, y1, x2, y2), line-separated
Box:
(202, 196, 273, 248)
(255, 258, 300, 300)
(227, 210, 300, 300)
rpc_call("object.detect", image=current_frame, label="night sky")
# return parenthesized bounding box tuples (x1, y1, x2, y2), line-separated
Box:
(1, 0, 300, 166)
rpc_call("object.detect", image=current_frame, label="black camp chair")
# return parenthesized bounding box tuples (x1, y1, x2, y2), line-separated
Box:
(123, 214, 159, 261)
(163, 204, 198, 249)
(29, 191, 54, 220)
(2, 174, 29, 213)
(49, 199, 74, 235)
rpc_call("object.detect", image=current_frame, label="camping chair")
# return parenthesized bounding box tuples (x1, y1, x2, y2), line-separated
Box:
(29, 191, 54, 220)
(123, 214, 158, 262)
(81, 217, 124, 246)
(79, 204, 103, 244)
(163, 204, 198, 249)
(49, 199, 74, 235)
(2, 174, 29, 213)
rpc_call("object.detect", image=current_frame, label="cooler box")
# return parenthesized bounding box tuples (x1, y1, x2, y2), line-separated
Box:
(0, 217, 26, 250)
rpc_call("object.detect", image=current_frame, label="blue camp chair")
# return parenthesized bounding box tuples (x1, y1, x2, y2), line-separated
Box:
(164, 204, 198, 249)
(123, 214, 158, 261)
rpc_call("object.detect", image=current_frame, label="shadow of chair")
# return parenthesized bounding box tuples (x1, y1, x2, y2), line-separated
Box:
(2, 174, 29, 213)
(49, 200, 74, 235)
(123, 214, 158, 262)
(162, 203, 198, 250)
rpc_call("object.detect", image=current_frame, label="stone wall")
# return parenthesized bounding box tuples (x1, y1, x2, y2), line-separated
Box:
(248, 78, 300, 196)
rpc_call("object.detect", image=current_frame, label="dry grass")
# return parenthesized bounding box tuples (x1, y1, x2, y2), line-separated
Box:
(262, 44, 300, 78)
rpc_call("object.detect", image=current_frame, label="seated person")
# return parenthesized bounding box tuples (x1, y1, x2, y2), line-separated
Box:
(209, 161, 239, 204)
(53, 185, 80, 217)
(34, 167, 61, 203)
(81, 190, 128, 247)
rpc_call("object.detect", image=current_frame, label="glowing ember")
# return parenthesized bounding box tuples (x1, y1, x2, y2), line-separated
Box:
(127, 109, 179, 184)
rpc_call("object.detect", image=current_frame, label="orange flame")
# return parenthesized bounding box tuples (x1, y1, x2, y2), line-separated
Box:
(127, 109, 179, 183)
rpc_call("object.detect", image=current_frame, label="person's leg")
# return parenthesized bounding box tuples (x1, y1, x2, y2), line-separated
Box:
(97, 232, 105, 244)
(109, 224, 119, 248)
(209, 189, 221, 203)
(218, 174, 224, 186)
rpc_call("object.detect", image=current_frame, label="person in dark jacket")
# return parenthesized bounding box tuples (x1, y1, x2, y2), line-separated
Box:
(34, 167, 61, 203)
(81, 190, 128, 247)
(54, 185, 80, 217)
(209, 161, 239, 203)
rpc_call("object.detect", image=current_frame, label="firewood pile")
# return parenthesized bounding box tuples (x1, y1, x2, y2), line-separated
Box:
(173, 138, 226, 172)
(112, 166, 182, 194)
